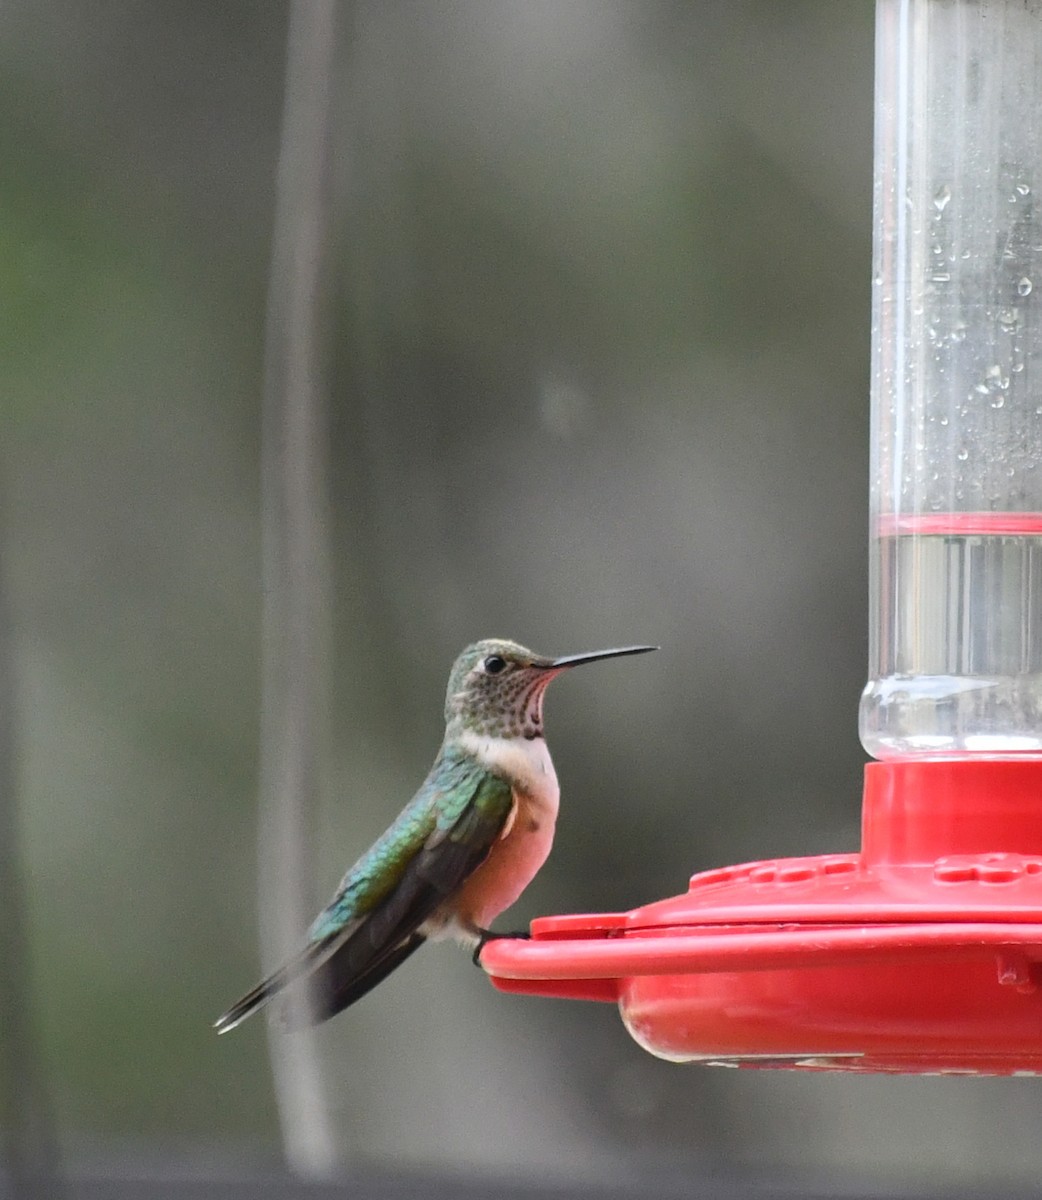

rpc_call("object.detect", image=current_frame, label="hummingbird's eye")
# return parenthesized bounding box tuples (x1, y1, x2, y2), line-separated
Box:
(482, 655, 507, 675)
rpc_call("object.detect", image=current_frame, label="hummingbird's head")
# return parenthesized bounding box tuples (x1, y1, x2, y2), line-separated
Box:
(444, 638, 657, 740)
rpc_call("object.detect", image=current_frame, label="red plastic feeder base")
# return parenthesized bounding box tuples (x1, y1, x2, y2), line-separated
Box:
(482, 760, 1042, 1074)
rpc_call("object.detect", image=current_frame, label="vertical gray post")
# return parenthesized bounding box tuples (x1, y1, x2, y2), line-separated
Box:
(0, 486, 63, 1198)
(258, 0, 339, 1177)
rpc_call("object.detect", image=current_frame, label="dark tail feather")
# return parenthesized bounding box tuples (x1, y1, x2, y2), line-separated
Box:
(285, 932, 426, 1027)
(214, 978, 274, 1035)
(214, 938, 337, 1035)
(214, 926, 428, 1034)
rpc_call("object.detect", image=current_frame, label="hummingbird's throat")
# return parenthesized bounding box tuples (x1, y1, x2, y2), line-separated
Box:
(455, 671, 554, 740)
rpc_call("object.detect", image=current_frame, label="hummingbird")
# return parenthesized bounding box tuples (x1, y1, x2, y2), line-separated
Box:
(214, 637, 655, 1032)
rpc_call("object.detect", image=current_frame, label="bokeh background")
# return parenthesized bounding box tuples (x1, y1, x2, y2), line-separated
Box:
(4, 0, 1040, 1194)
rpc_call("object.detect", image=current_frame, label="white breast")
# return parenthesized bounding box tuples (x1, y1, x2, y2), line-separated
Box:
(435, 731, 561, 939)
(456, 731, 560, 813)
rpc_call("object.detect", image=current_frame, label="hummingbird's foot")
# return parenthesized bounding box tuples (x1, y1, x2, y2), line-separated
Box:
(471, 927, 531, 967)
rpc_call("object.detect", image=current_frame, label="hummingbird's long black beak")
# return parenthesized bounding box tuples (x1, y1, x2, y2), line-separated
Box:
(548, 645, 658, 670)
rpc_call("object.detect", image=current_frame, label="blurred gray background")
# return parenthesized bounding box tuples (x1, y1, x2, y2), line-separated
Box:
(3, 0, 1040, 1194)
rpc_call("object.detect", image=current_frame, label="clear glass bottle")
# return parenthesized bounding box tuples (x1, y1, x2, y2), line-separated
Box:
(860, 0, 1042, 758)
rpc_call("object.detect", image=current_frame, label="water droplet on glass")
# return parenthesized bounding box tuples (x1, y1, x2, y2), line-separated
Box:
(933, 185, 951, 211)
(931, 272, 951, 283)
(957, 447, 969, 461)
(1019, 277, 1033, 296)
(952, 321, 967, 342)
(991, 396, 1006, 409)
(1018, 183, 1032, 196)
(986, 364, 1010, 389)
(999, 307, 1020, 331)
(1007, 466, 1017, 477)
(939, 415, 949, 426)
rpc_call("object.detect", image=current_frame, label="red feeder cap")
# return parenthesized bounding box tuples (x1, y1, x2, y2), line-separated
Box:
(482, 760, 1042, 1073)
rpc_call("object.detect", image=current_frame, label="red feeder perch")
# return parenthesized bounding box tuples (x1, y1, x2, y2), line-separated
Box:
(483, 0, 1042, 1074)
(484, 760, 1042, 1072)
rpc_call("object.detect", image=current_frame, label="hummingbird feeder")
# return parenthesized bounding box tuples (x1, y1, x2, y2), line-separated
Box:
(481, 0, 1042, 1074)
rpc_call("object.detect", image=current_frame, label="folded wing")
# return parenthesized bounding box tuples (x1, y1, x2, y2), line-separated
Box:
(214, 751, 514, 1031)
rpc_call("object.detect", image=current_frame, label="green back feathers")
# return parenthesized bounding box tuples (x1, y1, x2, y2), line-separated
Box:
(307, 745, 512, 942)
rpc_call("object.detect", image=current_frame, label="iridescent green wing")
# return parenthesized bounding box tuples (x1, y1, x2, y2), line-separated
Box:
(214, 749, 514, 1032)
(308, 745, 511, 939)
(302, 748, 513, 1020)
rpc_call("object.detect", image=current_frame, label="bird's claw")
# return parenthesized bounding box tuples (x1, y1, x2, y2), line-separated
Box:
(471, 928, 531, 967)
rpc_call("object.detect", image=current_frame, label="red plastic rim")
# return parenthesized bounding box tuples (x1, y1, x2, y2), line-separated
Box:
(481, 923, 1042, 982)
(874, 511, 1042, 537)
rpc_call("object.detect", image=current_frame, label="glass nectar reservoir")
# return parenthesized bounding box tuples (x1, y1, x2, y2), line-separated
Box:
(861, 0, 1042, 758)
